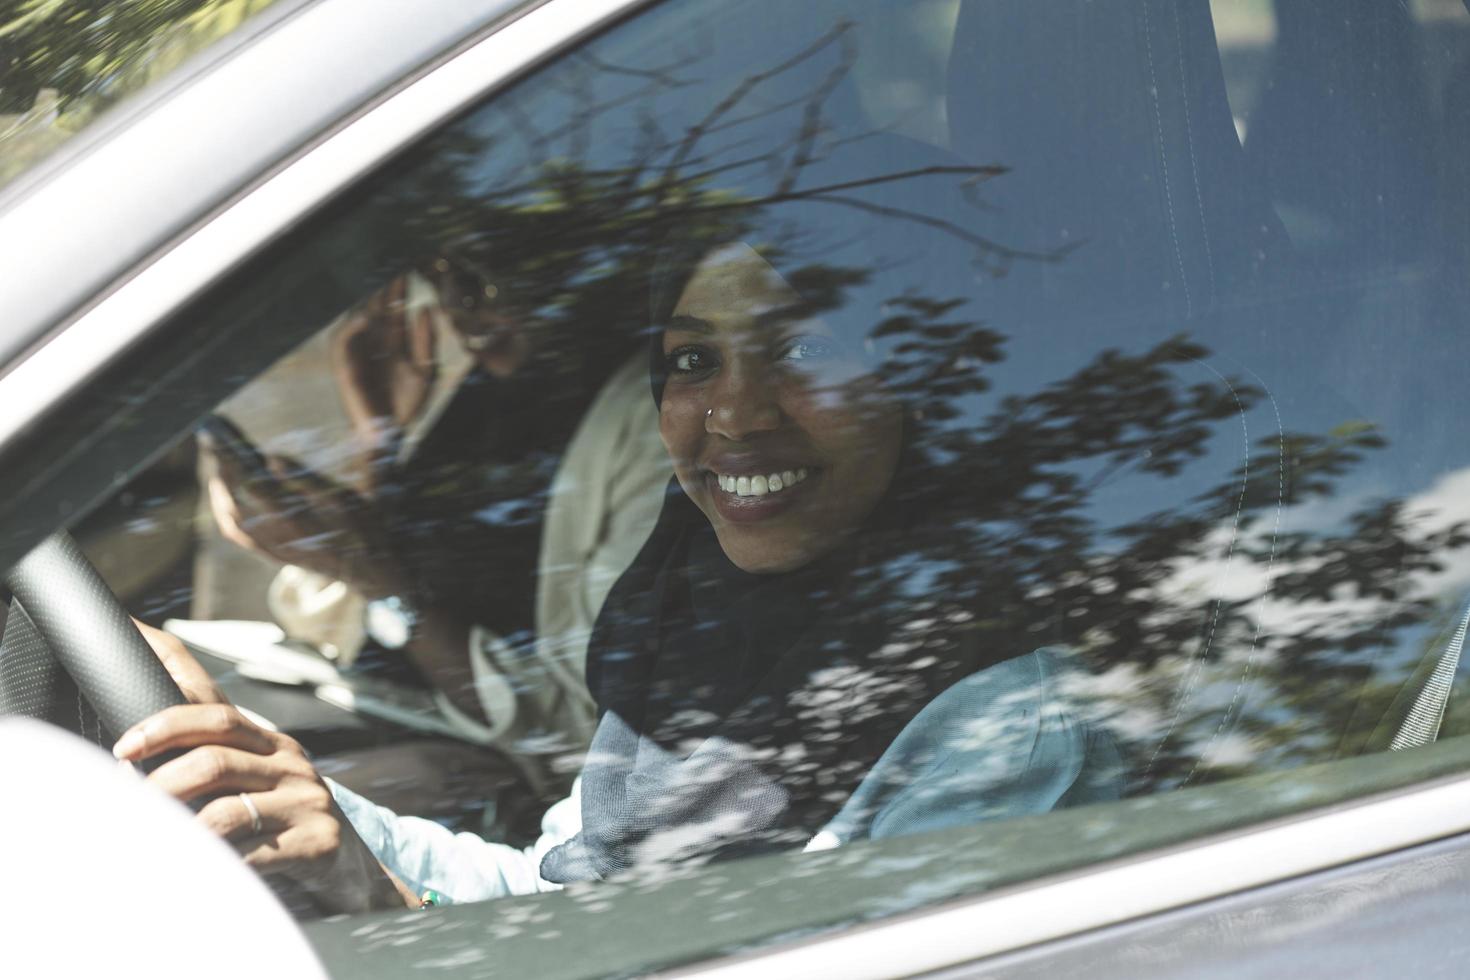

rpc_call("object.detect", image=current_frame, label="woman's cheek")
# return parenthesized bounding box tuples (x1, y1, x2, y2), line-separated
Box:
(790, 377, 887, 435)
(659, 392, 704, 473)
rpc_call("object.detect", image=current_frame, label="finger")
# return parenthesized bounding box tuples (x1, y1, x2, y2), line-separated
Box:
(385, 276, 408, 314)
(197, 783, 315, 842)
(330, 311, 383, 380)
(219, 477, 301, 535)
(371, 274, 411, 318)
(113, 703, 276, 762)
(360, 275, 406, 318)
(207, 440, 301, 517)
(206, 435, 254, 489)
(206, 476, 258, 551)
(236, 815, 343, 876)
(333, 307, 397, 375)
(263, 451, 328, 488)
(266, 454, 366, 515)
(210, 472, 333, 569)
(407, 307, 437, 369)
(144, 744, 290, 803)
(255, 454, 351, 514)
(133, 620, 228, 706)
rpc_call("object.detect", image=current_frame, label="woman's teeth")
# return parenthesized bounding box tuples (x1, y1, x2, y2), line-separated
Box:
(716, 468, 810, 497)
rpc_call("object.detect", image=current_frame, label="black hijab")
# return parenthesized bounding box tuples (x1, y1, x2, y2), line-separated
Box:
(540, 139, 1013, 881)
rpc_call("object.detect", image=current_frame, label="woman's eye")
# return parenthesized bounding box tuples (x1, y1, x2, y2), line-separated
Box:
(667, 346, 716, 375)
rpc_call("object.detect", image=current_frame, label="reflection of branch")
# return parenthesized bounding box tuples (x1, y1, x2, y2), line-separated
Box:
(568, 62, 592, 162)
(502, 97, 550, 162)
(621, 110, 668, 193)
(576, 50, 698, 88)
(775, 25, 857, 195)
(672, 163, 1004, 205)
(519, 54, 698, 158)
(699, 92, 847, 140)
(648, 163, 1059, 266)
(479, 162, 1003, 229)
(677, 143, 789, 186)
(661, 22, 854, 183)
(800, 191, 1074, 266)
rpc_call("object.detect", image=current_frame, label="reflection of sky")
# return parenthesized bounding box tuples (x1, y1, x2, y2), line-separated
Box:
(420, 0, 1470, 780)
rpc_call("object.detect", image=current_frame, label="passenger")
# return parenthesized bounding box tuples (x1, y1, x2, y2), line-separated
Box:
(205, 254, 669, 811)
(119, 225, 1121, 913)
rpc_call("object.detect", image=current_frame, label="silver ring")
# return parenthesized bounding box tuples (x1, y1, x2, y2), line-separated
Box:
(239, 792, 262, 835)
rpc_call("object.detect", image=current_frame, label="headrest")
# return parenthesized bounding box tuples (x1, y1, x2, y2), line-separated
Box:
(946, 0, 1288, 326)
(1243, 0, 1436, 268)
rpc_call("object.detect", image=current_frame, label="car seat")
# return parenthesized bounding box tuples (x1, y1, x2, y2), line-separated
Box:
(941, 0, 1470, 790)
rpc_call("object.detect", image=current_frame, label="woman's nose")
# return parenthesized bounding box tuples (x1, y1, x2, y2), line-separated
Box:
(705, 361, 782, 440)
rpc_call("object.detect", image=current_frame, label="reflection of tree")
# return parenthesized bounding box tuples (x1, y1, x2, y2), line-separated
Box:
(863, 301, 1469, 789)
(330, 25, 1469, 796)
(0, 0, 275, 109)
(0, 0, 278, 183)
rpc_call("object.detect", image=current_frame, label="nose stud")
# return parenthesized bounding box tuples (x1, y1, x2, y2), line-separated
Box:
(706, 408, 714, 418)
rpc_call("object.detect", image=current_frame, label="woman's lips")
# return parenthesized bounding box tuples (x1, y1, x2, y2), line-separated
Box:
(703, 469, 818, 524)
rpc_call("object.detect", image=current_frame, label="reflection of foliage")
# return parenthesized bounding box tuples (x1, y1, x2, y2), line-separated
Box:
(335, 24, 1470, 797)
(0, 0, 276, 183)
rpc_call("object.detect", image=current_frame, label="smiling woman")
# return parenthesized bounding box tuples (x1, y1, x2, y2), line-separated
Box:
(105, 114, 1131, 897)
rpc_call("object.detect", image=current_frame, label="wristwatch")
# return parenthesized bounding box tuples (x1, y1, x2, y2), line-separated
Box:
(364, 594, 418, 650)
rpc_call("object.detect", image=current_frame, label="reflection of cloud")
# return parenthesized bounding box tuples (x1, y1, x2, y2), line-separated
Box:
(1402, 467, 1470, 597)
(1079, 464, 1470, 781)
(1271, 482, 1384, 536)
(1154, 464, 1470, 648)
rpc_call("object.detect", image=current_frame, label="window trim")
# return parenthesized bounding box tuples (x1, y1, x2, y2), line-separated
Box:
(0, 0, 657, 458)
(669, 769, 1470, 979)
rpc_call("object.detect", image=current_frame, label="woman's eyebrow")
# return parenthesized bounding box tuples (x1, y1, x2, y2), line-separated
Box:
(667, 314, 714, 334)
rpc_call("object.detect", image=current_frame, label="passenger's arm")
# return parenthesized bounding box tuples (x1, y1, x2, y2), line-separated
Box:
(329, 778, 581, 903)
(809, 649, 1122, 849)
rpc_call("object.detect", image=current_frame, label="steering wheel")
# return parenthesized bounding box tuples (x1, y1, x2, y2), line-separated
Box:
(0, 531, 188, 768)
(0, 532, 332, 914)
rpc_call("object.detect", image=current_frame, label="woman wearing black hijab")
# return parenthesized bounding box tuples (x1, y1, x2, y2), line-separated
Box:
(534, 223, 1124, 882)
(113, 175, 1122, 909)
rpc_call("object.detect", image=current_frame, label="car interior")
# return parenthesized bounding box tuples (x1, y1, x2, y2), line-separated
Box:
(3, 0, 1470, 938)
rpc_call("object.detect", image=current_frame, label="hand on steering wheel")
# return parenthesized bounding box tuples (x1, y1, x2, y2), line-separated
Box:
(114, 626, 416, 914)
(1, 532, 415, 914)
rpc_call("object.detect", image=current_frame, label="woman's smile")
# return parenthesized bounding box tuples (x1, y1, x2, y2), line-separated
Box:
(703, 465, 818, 523)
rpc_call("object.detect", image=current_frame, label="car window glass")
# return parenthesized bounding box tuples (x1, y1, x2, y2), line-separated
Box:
(12, 0, 1470, 967)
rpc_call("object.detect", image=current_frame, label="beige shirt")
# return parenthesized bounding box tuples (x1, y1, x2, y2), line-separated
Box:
(275, 352, 668, 793)
(445, 353, 668, 791)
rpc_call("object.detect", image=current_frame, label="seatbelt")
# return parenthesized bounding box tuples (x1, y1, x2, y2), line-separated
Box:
(1390, 603, 1470, 750)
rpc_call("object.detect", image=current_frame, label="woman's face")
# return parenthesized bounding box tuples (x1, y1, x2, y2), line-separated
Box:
(431, 256, 530, 378)
(660, 243, 904, 573)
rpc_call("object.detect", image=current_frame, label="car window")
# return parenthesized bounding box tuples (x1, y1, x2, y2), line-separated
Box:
(0, 0, 286, 190)
(9, 0, 1470, 971)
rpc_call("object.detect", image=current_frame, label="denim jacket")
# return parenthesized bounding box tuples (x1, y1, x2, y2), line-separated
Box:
(332, 647, 1122, 903)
